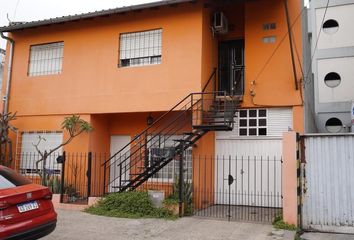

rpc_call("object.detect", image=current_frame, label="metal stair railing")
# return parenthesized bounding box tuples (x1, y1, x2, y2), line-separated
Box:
(101, 68, 241, 193)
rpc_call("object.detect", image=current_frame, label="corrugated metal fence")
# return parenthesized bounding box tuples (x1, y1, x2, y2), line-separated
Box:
(302, 134, 354, 233)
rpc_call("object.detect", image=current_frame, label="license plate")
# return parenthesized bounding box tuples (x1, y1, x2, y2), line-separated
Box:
(17, 201, 39, 213)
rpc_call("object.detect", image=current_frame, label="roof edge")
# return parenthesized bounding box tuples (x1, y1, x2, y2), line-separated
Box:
(0, 0, 195, 32)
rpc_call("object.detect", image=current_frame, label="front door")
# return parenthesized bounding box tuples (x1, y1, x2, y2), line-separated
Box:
(109, 135, 131, 192)
(218, 40, 244, 96)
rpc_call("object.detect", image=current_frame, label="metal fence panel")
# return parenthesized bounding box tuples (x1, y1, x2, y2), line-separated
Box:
(303, 134, 354, 233)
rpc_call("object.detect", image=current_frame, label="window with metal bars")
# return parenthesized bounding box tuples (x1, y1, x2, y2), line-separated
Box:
(28, 42, 64, 77)
(147, 135, 192, 181)
(18, 131, 63, 175)
(119, 29, 162, 67)
(238, 109, 267, 136)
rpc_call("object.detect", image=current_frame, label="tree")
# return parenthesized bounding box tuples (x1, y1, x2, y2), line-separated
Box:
(33, 115, 92, 185)
(0, 112, 17, 166)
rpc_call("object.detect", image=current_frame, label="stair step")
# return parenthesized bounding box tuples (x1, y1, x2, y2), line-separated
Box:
(202, 120, 234, 124)
(193, 125, 233, 131)
(130, 173, 142, 176)
(111, 185, 128, 189)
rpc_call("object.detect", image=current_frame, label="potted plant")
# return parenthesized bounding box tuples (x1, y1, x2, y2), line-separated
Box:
(63, 184, 77, 203)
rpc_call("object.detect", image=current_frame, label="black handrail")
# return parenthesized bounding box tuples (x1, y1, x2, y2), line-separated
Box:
(202, 67, 217, 92)
(102, 94, 192, 166)
(102, 69, 218, 166)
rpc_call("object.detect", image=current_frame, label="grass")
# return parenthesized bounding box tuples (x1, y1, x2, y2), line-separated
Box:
(273, 215, 298, 231)
(85, 191, 177, 220)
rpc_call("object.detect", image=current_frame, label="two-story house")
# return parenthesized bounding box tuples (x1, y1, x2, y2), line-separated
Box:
(0, 0, 304, 221)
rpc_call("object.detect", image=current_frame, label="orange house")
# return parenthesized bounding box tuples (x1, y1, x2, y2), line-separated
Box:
(0, 0, 304, 221)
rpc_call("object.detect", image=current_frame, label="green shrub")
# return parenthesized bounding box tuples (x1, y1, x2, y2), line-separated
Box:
(47, 176, 61, 194)
(273, 215, 298, 231)
(85, 191, 176, 219)
(168, 177, 194, 216)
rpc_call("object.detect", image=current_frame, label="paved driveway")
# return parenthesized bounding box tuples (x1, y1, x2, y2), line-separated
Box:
(43, 209, 275, 240)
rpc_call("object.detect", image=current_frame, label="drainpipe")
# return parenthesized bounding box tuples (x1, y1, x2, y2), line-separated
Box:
(283, 0, 299, 91)
(0, 32, 14, 115)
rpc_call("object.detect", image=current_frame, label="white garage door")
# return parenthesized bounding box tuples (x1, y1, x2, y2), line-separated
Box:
(215, 108, 292, 207)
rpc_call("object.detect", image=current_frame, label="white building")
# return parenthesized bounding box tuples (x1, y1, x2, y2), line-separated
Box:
(307, 0, 354, 133)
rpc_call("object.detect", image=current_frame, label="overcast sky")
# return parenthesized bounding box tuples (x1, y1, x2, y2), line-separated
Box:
(0, 0, 310, 49)
(0, 0, 158, 49)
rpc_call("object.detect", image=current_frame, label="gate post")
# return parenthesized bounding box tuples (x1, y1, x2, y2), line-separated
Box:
(178, 143, 184, 217)
(282, 132, 298, 226)
(60, 151, 66, 203)
(87, 152, 92, 198)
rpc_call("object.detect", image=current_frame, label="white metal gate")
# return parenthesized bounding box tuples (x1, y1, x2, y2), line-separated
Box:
(303, 134, 354, 233)
(215, 138, 283, 207)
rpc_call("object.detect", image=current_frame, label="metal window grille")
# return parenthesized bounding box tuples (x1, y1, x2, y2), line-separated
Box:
(18, 131, 63, 175)
(238, 109, 267, 136)
(28, 42, 64, 76)
(119, 29, 162, 67)
(148, 135, 192, 181)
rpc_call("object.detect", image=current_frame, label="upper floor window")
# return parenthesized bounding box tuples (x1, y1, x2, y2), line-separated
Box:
(119, 29, 162, 67)
(28, 42, 64, 77)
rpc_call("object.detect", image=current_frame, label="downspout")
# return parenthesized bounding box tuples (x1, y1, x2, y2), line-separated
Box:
(0, 32, 14, 115)
(283, 0, 299, 91)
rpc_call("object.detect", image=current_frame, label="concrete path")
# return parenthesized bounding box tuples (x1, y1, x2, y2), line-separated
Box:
(301, 232, 354, 240)
(43, 209, 282, 240)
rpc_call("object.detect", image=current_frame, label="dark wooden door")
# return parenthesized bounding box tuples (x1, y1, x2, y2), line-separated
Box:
(218, 40, 244, 96)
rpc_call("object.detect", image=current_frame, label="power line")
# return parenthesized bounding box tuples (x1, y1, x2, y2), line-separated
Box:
(253, 5, 307, 82)
(13, 0, 21, 22)
(304, 0, 330, 85)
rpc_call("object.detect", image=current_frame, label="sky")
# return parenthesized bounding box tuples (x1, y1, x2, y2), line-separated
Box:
(0, 0, 158, 49)
(0, 0, 310, 50)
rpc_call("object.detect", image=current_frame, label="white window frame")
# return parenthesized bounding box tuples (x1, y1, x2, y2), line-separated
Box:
(238, 109, 267, 137)
(19, 131, 63, 176)
(119, 29, 162, 68)
(28, 42, 64, 77)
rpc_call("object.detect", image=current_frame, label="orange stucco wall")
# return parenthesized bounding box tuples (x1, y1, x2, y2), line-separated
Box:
(4, 2, 205, 116)
(3, 0, 304, 205)
(12, 115, 91, 154)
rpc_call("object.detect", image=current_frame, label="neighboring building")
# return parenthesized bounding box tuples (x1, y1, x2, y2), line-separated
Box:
(0, 0, 304, 221)
(307, 0, 354, 133)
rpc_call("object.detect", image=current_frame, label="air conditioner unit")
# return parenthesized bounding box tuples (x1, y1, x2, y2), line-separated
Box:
(213, 12, 228, 34)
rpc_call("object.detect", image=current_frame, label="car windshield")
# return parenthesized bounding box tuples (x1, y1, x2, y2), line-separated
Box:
(0, 167, 32, 189)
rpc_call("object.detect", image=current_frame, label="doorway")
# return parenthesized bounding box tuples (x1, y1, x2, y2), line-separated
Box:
(218, 40, 245, 96)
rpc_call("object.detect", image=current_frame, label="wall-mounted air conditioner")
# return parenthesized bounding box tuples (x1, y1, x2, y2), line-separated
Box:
(213, 12, 228, 34)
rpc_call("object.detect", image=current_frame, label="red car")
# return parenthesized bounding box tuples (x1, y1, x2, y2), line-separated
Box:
(0, 165, 57, 240)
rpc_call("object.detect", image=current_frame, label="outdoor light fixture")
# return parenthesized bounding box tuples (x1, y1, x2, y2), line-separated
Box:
(147, 113, 154, 126)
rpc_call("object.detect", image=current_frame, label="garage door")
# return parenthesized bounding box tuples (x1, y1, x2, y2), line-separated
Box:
(215, 108, 292, 207)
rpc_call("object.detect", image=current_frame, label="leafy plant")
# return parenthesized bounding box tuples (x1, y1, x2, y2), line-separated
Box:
(64, 184, 77, 196)
(165, 176, 193, 216)
(85, 191, 176, 219)
(273, 215, 298, 231)
(47, 175, 61, 194)
(0, 112, 17, 166)
(32, 115, 92, 185)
